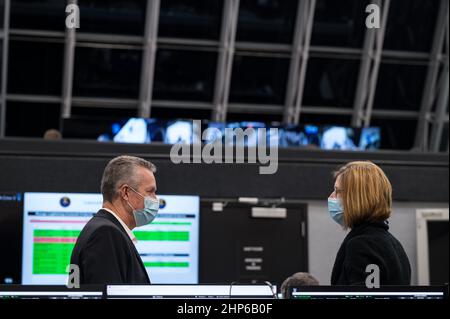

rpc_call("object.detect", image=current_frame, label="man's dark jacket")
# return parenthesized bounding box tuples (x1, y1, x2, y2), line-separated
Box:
(70, 209, 150, 284)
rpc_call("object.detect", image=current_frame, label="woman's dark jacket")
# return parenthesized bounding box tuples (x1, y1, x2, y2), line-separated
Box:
(331, 220, 411, 285)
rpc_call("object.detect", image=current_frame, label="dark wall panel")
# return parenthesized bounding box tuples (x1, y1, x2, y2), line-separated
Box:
(0, 140, 448, 202)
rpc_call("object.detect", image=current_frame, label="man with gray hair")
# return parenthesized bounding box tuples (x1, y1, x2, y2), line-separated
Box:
(70, 155, 159, 284)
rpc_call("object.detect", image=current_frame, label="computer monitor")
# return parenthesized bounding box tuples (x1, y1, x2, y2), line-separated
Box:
(303, 124, 321, 146)
(112, 118, 149, 144)
(321, 126, 358, 151)
(164, 120, 202, 145)
(222, 122, 266, 147)
(204, 122, 226, 144)
(97, 118, 203, 145)
(97, 118, 147, 143)
(0, 193, 23, 284)
(0, 285, 103, 299)
(359, 127, 381, 150)
(21, 192, 200, 285)
(278, 125, 308, 148)
(97, 118, 168, 144)
(106, 284, 276, 299)
(238, 122, 266, 147)
(94, 118, 382, 151)
(416, 209, 449, 285)
(290, 286, 447, 300)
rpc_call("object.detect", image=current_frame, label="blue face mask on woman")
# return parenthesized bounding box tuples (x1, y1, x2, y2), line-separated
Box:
(327, 198, 344, 226)
(127, 187, 159, 227)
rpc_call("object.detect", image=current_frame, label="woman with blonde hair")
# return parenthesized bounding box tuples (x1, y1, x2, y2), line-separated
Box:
(329, 161, 411, 285)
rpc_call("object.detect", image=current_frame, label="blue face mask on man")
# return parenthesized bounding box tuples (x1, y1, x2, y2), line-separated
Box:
(127, 187, 159, 227)
(327, 198, 344, 226)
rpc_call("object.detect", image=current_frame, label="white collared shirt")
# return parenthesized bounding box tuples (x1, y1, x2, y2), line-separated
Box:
(102, 207, 137, 244)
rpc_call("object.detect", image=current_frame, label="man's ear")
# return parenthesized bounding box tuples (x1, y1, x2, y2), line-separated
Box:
(119, 185, 129, 202)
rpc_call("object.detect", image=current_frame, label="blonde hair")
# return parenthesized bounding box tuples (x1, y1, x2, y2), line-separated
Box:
(334, 161, 392, 229)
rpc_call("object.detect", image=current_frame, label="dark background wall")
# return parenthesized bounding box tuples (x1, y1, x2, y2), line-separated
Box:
(0, 139, 448, 202)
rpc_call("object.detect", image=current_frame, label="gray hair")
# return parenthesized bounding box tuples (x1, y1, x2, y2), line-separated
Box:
(281, 272, 319, 298)
(101, 155, 157, 202)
